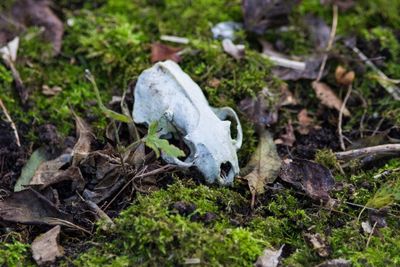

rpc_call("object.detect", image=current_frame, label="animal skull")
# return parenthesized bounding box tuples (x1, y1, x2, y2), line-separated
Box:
(133, 60, 242, 185)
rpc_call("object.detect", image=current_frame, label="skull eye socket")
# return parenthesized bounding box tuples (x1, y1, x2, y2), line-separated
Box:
(220, 162, 233, 181)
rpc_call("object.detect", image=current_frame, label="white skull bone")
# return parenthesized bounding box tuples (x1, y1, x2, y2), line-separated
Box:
(133, 60, 242, 185)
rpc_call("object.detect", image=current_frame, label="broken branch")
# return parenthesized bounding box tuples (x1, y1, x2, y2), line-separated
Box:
(335, 144, 400, 160)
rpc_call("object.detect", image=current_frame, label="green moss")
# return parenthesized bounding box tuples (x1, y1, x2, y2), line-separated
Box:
(0, 238, 34, 267)
(74, 180, 268, 266)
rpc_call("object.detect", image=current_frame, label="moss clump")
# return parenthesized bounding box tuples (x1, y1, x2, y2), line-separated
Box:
(74, 180, 268, 266)
(0, 238, 34, 267)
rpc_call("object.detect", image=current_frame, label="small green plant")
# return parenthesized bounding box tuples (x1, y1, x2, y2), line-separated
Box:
(144, 121, 185, 158)
(85, 70, 184, 158)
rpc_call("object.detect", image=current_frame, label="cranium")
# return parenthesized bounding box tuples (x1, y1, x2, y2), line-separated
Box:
(133, 60, 242, 185)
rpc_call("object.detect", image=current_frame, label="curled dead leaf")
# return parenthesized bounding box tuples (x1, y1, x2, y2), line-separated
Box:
(0, 189, 72, 225)
(151, 42, 182, 63)
(279, 158, 335, 202)
(312, 81, 350, 116)
(72, 113, 95, 166)
(242, 129, 281, 207)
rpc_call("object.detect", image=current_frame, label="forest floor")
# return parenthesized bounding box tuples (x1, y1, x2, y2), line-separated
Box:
(1, 0, 400, 266)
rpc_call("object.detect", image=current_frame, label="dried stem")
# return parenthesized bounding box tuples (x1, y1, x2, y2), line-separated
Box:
(316, 5, 338, 82)
(338, 85, 352, 151)
(0, 98, 21, 146)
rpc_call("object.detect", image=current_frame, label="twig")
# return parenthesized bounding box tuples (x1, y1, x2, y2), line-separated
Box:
(338, 85, 352, 150)
(316, 5, 338, 82)
(2, 57, 28, 103)
(261, 54, 306, 70)
(335, 144, 400, 160)
(83, 197, 115, 230)
(366, 221, 377, 248)
(345, 42, 400, 100)
(0, 98, 21, 146)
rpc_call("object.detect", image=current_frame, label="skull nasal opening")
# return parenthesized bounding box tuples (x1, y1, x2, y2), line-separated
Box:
(220, 162, 233, 180)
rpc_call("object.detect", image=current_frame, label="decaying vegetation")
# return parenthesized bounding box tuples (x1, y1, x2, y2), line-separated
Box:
(1, 0, 400, 266)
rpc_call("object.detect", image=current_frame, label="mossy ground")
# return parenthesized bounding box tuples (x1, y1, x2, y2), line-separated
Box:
(1, 0, 400, 266)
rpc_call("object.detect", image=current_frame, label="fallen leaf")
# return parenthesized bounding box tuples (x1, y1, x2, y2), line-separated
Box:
(279, 158, 335, 202)
(239, 90, 278, 127)
(222, 39, 245, 60)
(29, 153, 71, 186)
(335, 66, 355, 86)
(254, 245, 284, 267)
(0, 189, 72, 224)
(312, 81, 350, 116)
(71, 113, 95, 166)
(42, 85, 62, 96)
(14, 148, 49, 192)
(32, 166, 85, 191)
(4, 0, 64, 55)
(304, 233, 330, 257)
(242, 129, 281, 206)
(242, 0, 299, 34)
(151, 42, 182, 63)
(275, 122, 295, 147)
(297, 109, 313, 135)
(31, 225, 64, 266)
(315, 258, 351, 267)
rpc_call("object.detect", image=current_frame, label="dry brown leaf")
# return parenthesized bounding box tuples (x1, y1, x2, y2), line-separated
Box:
(31, 225, 64, 266)
(72, 113, 95, 166)
(297, 109, 313, 135)
(151, 42, 182, 63)
(312, 81, 350, 116)
(279, 158, 335, 202)
(242, 129, 281, 207)
(0, 189, 72, 224)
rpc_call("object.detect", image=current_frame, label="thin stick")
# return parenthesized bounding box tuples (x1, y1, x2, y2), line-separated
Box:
(84, 198, 115, 230)
(2, 57, 27, 103)
(0, 98, 21, 146)
(345, 43, 400, 100)
(366, 221, 377, 248)
(316, 5, 338, 82)
(335, 144, 400, 160)
(338, 85, 352, 150)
